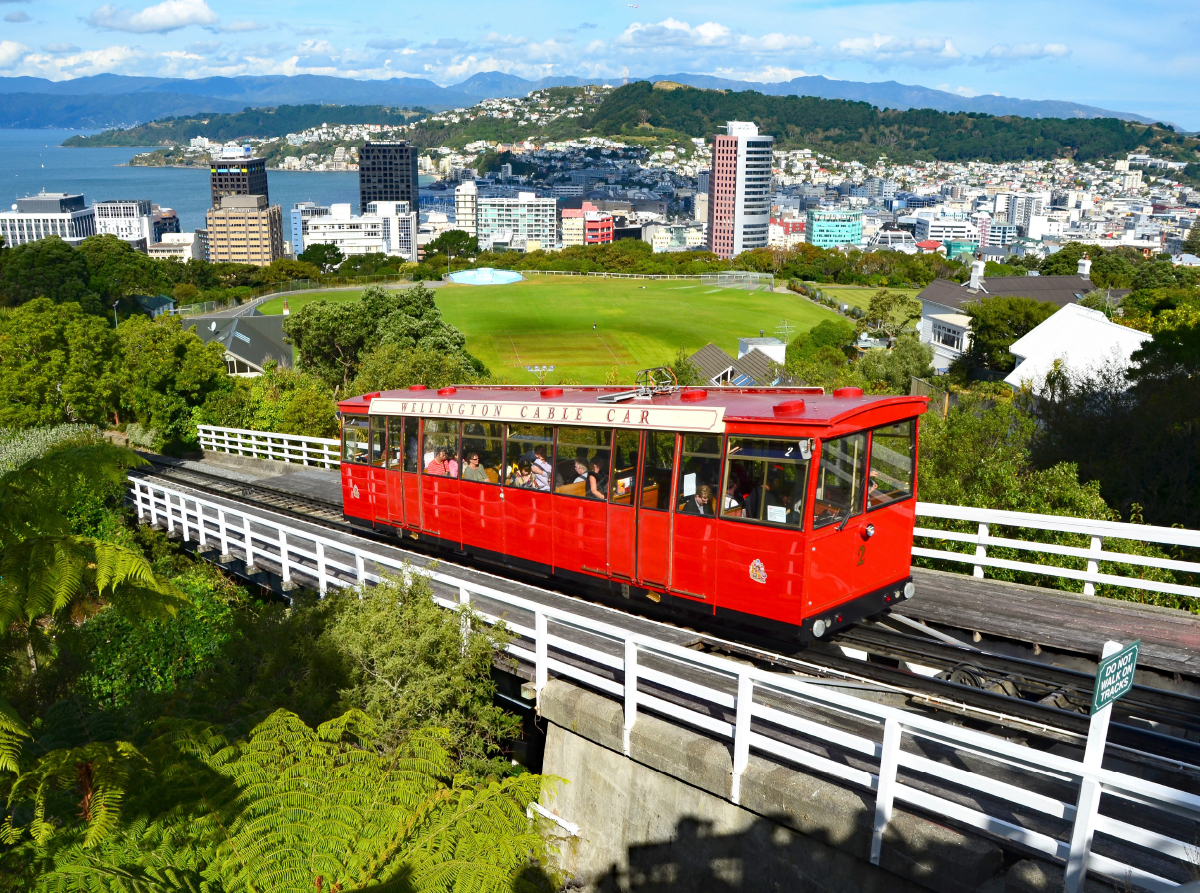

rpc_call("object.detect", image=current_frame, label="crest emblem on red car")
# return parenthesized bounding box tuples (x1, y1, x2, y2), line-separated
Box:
(749, 559, 767, 584)
(351, 484, 360, 499)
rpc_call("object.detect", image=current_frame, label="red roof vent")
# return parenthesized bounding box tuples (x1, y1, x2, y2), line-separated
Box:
(409, 384, 428, 391)
(773, 399, 806, 416)
(363, 392, 381, 402)
(833, 387, 864, 398)
(680, 388, 708, 402)
(540, 387, 563, 398)
(438, 386, 457, 396)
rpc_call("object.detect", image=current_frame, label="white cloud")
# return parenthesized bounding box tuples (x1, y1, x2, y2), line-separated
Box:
(975, 42, 1070, 69)
(0, 39, 27, 67)
(18, 44, 142, 77)
(934, 83, 980, 97)
(616, 18, 813, 53)
(5, 10, 30, 22)
(712, 65, 811, 83)
(43, 43, 81, 53)
(834, 34, 962, 68)
(87, 0, 218, 34)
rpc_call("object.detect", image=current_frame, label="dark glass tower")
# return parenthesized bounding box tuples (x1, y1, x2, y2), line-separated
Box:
(359, 141, 418, 213)
(210, 157, 268, 208)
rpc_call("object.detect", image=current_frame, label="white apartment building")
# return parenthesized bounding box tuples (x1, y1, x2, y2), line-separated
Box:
(94, 199, 155, 248)
(913, 217, 980, 244)
(453, 180, 478, 239)
(147, 232, 204, 262)
(477, 192, 556, 252)
(0, 191, 96, 247)
(304, 202, 418, 261)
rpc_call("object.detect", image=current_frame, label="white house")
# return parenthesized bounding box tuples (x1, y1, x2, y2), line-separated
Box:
(1003, 303, 1150, 394)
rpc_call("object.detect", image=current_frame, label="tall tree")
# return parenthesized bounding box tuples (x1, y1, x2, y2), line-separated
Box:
(0, 236, 99, 314)
(0, 298, 120, 427)
(957, 295, 1058, 373)
(855, 288, 922, 344)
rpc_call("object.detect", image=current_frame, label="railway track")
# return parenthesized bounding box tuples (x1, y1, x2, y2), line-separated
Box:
(131, 461, 1200, 776)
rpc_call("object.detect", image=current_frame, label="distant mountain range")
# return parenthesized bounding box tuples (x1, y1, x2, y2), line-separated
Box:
(0, 71, 1160, 130)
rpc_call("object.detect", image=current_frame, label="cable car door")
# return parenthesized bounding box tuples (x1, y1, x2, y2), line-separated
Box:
(607, 430, 639, 581)
(808, 433, 869, 618)
(635, 431, 675, 587)
(401, 419, 423, 531)
(669, 434, 722, 604)
(385, 416, 406, 526)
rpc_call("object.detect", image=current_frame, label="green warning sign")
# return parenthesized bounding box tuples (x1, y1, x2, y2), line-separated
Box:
(1091, 640, 1140, 715)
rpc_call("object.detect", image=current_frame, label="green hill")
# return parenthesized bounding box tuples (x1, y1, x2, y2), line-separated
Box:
(63, 104, 425, 148)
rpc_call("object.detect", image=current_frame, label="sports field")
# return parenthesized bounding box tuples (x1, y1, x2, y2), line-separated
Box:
(260, 276, 841, 383)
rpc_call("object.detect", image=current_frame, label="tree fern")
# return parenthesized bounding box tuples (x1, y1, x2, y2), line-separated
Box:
(7, 709, 559, 893)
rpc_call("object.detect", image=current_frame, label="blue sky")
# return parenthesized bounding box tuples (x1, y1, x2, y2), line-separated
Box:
(0, 0, 1196, 128)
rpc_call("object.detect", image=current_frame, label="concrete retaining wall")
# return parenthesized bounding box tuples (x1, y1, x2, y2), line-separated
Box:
(537, 680, 1114, 893)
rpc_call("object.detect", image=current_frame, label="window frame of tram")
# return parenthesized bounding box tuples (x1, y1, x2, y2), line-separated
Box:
(676, 434, 723, 515)
(460, 420, 505, 486)
(866, 418, 917, 512)
(421, 419, 461, 477)
(386, 416, 404, 469)
(504, 424, 554, 492)
(368, 415, 387, 468)
(554, 427, 612, 500)
(812, 432, 869, 530)
(720, 436, 812, 529)
(341, 416, 370, 465)
(639, 431, 675, 511)
(609, 430, 640, 504)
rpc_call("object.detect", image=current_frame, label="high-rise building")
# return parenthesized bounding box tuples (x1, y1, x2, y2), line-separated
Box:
(94, 199, 154, 249)
(706, 122, 773, 259)
(477, 192, 556, 252)
(205, 195, 283, 266)
(359, 140, 418, 213)
(805, 209, 864, 249)
(0, 191, 96, 247)
(153, 205, 181, 241)
(454, 180, 478, 239)
(209, 146, 268, 208)
(289, 201, 331, 255)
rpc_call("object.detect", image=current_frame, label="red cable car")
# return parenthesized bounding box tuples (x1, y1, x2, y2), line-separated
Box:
(337, 380, 928, 644)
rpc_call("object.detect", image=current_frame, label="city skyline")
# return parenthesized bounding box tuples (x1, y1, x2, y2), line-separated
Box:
(0, 0, 1194, 129)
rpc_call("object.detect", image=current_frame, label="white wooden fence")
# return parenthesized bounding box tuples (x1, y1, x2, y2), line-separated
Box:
(197, 425, 340, 469)
(128, 476, 1200, 892)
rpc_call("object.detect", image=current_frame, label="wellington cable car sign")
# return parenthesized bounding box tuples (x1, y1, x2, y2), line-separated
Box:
(1090, 639, 1139, 715)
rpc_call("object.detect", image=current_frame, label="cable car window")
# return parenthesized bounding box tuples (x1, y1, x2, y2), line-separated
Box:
(813, 433, 868, 529)
(610, 430, 640, 504)
(368, 415, 387, 467)
(639, 431, 675, 511)
(422, 420, 460, 477)
(402, 419, 421, 473)
(721, 438, 811, 528)
(386, 416, 404, 469)
(868, 420, 916, 509)
(676, 434, 722, 511)
(341, 416, 369, 465)
(555, 427, 611, 499)
(505, 424, 553, 491)
(460, 421, 504, 485)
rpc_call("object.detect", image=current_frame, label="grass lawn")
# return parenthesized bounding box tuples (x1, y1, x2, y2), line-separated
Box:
(807, 284, 921, 312)
(260, 276, 842, 384)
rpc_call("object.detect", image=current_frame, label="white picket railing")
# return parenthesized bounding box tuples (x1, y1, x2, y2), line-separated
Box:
(913, 503, 1200, 600)
(129, 475, 1200, 892)
(197, 425, 340, 469)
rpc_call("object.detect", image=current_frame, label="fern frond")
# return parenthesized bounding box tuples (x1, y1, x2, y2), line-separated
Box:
(0, 694, 30, 775)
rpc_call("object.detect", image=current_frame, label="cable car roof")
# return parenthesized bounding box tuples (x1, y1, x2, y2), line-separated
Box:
(341, 386, 927, 433)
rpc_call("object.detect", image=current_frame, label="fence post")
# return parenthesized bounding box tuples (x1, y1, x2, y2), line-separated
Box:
(871, 716, 903, 865)
(623, 639, 638, 756)
(973, 523, 989, 578)
(1083, 535, 1102, 596)
(133, 481, 145, 520)
(355, 552, 366, 585)
(218, 509, 230, 560)
(459, 587, 471, 652)
(535, 611, 548, 707)
(166, 492, 176, 536)
(316, 540, 327, 595)
(731, 673, 753, 805)
(1064, 641, 1121, 893)
(278, 528, 291, 589)
(243, 514, 255, 570)
(196, 500, 207, 549)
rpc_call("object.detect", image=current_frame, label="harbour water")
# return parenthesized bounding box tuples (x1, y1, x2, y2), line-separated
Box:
(0, 129, 422, 233)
